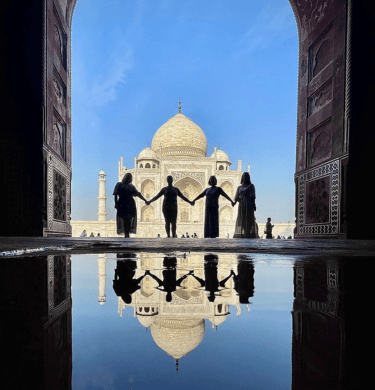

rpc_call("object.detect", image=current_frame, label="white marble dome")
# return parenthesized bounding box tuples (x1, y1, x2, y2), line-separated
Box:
(138, 147, 158, 160)
(151, 113, 208, 157)
(211, 149, 229, 161)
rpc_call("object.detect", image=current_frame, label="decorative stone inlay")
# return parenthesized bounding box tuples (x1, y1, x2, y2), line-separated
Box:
(297, 159, 339, 235)
(53, 170, 66, 221)
(47, 255, 71, 325)
(45, 149, 71, 233)
(172, 171, 205, 185)
(305, 176, 330, 224)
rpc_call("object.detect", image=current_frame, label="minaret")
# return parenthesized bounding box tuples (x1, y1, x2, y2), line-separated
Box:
(98, 170, 107, 221)
(98, 253, 107, 305)
(238, 159, 242, 172)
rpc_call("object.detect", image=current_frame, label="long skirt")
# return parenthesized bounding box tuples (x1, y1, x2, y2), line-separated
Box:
(204, 206, 219, 238)
(116, 207, 137, 235)
(233, 201, 256, 238)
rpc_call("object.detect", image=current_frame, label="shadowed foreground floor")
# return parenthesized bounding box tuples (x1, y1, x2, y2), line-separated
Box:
(1, 236, 375, 257)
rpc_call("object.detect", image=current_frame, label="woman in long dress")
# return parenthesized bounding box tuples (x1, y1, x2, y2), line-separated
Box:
(192, 175, 234, 238)
(233, 172, 257, 238)
(113, 172, 148, 238)
(147, 175, 193, 238)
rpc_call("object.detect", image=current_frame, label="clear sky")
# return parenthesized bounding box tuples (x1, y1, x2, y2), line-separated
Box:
(71, 0, 298, 223)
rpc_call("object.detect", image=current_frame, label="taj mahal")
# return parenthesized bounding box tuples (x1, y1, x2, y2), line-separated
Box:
(71, 104, 295, 238)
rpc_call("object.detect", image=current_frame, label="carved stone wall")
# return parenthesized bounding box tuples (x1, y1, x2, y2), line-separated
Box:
(43, 0, 73, 236)
(292, 0, 348, 237)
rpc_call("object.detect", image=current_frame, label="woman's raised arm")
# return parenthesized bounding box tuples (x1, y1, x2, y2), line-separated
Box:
(192, 189, 207, 204)
(177, 188, 193, 205)
(148, 188, 166, 204)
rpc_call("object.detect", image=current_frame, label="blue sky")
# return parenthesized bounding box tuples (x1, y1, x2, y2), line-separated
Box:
(71, 0, 298, 223)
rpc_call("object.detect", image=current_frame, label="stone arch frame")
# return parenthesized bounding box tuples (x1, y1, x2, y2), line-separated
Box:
(219, 205, 233, 223)
(145, 163, 151, 168)
(141, 204, 155, 222)
(3, 0, 374, 239)
(141, 179, 156, 199)
(174, 176, 204, 223)
(220, 180, 234, 198)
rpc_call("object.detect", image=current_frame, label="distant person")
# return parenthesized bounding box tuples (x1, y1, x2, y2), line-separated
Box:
(233, 172, 256, 238)
(97, 233, 101, 237)
(265, 218, 274, 239)
(181, 234, 185, 238)
(287, 235, 292, 239)
(192, 176, 234, 238)
(113, 172, 148, 238)
(194, 233, 198, 238)
(147, 175, 193, 238)
(186, 232, 190, 238)
(80, 230, 87, 237)
(157, 234, 161, 238)
(89, 232, 94, 237)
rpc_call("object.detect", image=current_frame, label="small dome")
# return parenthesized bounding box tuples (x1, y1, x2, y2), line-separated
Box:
(210, 314, 229, 327)
(151, 113, 208, 157)
(211, 149, 229, 161)
(99, 170, 106, 175)
(137, 314, 157, 328)
(138, 147, 158, 160)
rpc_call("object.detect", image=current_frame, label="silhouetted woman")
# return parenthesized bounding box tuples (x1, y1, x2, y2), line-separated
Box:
(233, 172, 256, 238)
(147, 175, 192, 238)
(192, 175, 234, 238)
(113, 172, 148, 238)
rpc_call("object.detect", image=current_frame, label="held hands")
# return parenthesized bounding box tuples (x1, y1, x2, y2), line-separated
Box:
(231, 201, 235, 207)
(190, 200, 195, 206)
(145, 200, 150, 206)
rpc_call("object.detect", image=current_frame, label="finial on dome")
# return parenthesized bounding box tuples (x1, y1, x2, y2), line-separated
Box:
(176, 359, 179, 372)
(178, 99, 181, 113)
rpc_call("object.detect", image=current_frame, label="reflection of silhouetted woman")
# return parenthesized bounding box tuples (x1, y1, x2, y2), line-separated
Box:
(192, 176, 234, 238)
(113, 173, 147, 238)
(113, 257, 147, 304)
(233, 172, 257, 238)
(146, 257, 193, 302)
(231, 256, 255, 303)
(147, 175, 192, 238)
(191, 254, 233, 302)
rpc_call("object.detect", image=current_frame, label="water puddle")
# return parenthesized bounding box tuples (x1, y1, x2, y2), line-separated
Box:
(1, 252, 366, 389)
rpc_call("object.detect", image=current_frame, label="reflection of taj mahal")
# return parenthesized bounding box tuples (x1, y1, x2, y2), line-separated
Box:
(119, 105, 246, 238)
(97, 253, 254, 368)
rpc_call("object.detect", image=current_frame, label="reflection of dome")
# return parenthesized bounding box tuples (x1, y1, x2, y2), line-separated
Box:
(138, 147, 158, 160)
(137, 314, 157, 328)
(151, 317, 205, 359)
(211, 149, 229, 161)
(151, 113, 208, 157)
(210, 314, 229, 327)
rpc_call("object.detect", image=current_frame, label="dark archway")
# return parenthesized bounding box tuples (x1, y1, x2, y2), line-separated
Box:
(1, 0, 374, 238)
